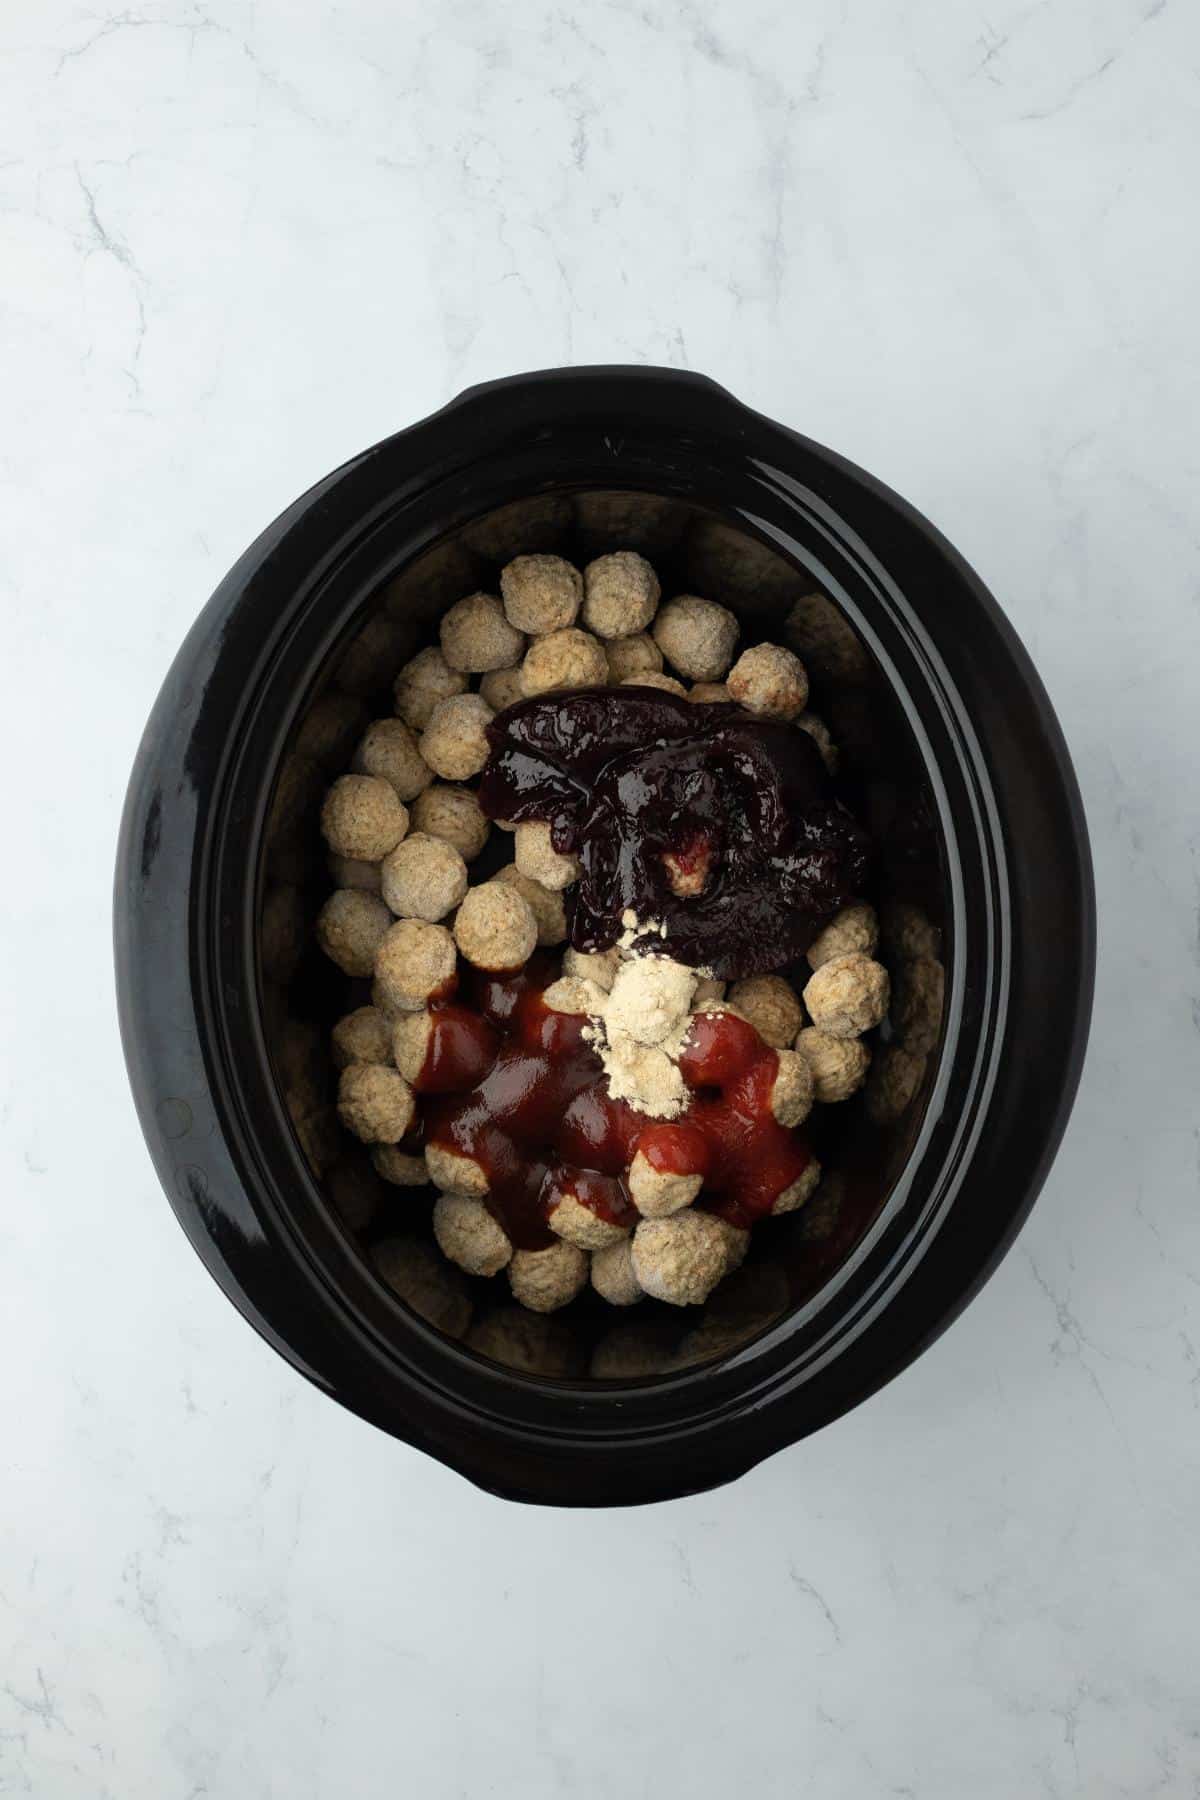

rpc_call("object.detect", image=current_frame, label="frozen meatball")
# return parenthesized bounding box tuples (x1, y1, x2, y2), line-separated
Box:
(500, 554, 582, 635)
(692, 975, 726, 1004)
(628, 1150, 702, 1219)
(542, 975, 606, 1017)
(425, 1142, 489, 1197)
(373, 1236, 472, 1337)
(390, 1011, 433, 1084)
(582, 551, 661, 639)
(563, 946, 621, 991)
(417, 694, 492, 782)
(807, 902, 879, 970)
(337, 1062, 415, 1145)
(605, 632, 663, 683)
(867, 1044, 928, 1123)
(520, 627, 609, 696)
(508, 1240, 589, 1313)
(881, 901, 940, 963)
(631, 1212, 746, 1307)
(440, 592, 525, 673)
(726, 643, 809, 720)
(689, 681, 730, 704)
(771, 1159, 822, 1215)
(893, 955, 944, 1056)
(591, 1239, 644, 1307)
(548, 1189, 629, 1251)
(380, 832, 468, 922)
(331, 1005, 391, 1069)
(514, 821, 579, 891)
(454, 881, 538, 970)
(374, 918, 457, 1013)
(410, 784, 490, 862)
(803, 953, 890, 1039)
(315, 888, 393, 977)
(393, 646, 467, 729)
(769, 1048, 814, 1127)
(327, 854, 382, 893)
(786, 590, 871, 684)
(479, 666, 526, 713)
(652, 594, 738, 681)
(796, 711, 838, 773)
(433, 1192, 512, 1277)
(727, 974, 804, 1048)
(794, 1027, 871, 1103)
(621, 672, 686, 696)
(371, 1143, 430, 1186)
(352, 717, 433, 802)
(326, 1156, 384, 1233)
(466, 1306, 580, 1376)
(494, 865, 567, 946)
(320, 774, 408, 861)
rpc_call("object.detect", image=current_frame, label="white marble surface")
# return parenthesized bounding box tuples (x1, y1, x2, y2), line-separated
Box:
(3, 0, 1199, 1793)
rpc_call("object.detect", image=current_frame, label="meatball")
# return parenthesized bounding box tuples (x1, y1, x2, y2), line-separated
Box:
(604, 632, 663, 683)
(320, 774, 408, 861)
(548, 1189, 629, 1251)
(519, 627, 609, 695)
(499, 554, 583, 635)
(372, 1236, 472, 1337)
(410, 784, 490, 862)
(514, 820, 579, 891)
(628, 1150, 702, 1219)
(807, 902, 879, 970)
(419, 693, 495, 781)
(591, 1238, 644, 1307)
(795, 711, 838, 773)
(785, 590, 871, 684)
(337, 1062, 415, 1145)
(631, 1212, 747, 1307)
(794, 1027, 871, 1103)
(351, 717, 432, 803)
(726, 643, 809, 720)
(373, 918, 457, 1013)
(769, 1048, 814, 1127)
(479, 667, 526, 713)
(315, 888, 393, 977)
(582, 551, 661, 639)
(689, 681, 730, 704)
(327, 854, 382, 894)
(380, 832, 468, 922)
(440, 592, 525, 673)
(771, 1159, 822, 1215)
(866, 1044, 928, 1123)
(726, 974, 804, 1048)
(621, 671, 687, 696)
(563, 945, 621, 991)
(892, 955, 945, 1056)
(294, 691, 368, 769)
(371, 1144, 430, 1186)
(393, 646, 467, 729)
(433, 1192, 512, 1277)
(331, 1005, 392, 1069)
(425, 1143, 489, 1196)
(652, 594, 739, 681)
(508, 1240, 589, 1313)
(880, 901, 940, 963)
(453, 881, 538, 971)
(803, 953, 890, 1039)
(493, 865, 567, 946)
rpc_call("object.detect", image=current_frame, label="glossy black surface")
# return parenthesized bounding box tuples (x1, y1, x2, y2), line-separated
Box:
(114, 366, 1095, 1507)
(479, 687, 869, 977)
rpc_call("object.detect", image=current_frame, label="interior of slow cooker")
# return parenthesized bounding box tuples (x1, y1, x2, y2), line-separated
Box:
(258, 489, 948, 1382)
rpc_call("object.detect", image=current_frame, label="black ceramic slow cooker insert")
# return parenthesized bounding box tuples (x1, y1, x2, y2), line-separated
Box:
(114, 367, 1094, 1507)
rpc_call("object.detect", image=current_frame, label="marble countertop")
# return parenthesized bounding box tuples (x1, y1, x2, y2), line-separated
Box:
(4, 0, 1199, 1793)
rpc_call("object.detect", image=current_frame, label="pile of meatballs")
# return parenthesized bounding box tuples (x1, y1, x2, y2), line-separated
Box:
(282, 545, 942, 1324)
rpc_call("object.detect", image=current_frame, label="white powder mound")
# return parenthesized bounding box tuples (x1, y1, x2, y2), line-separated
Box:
(574, 921, 708, 1119)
